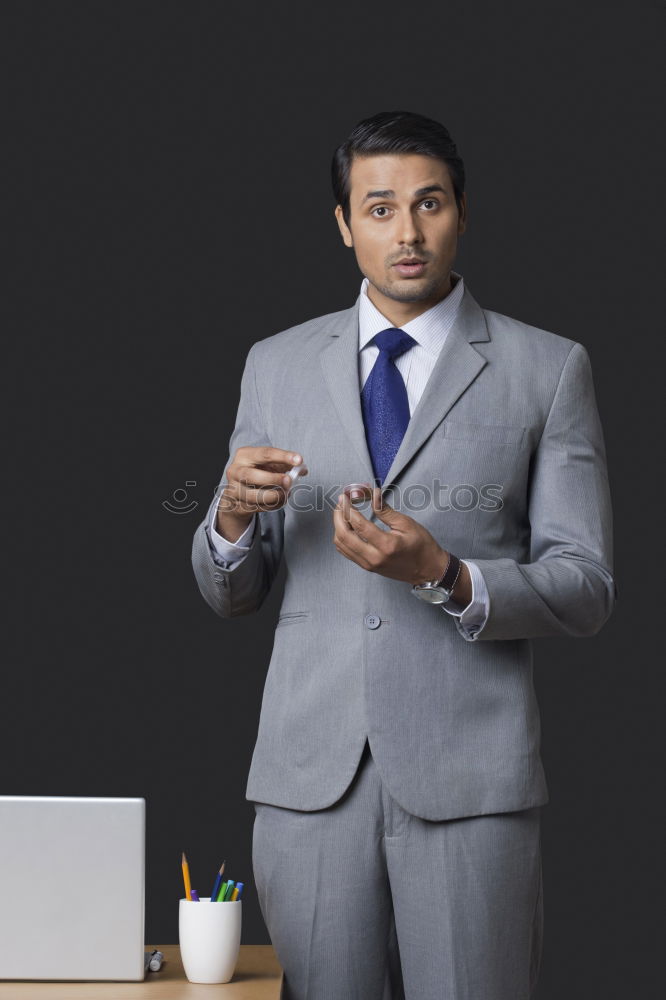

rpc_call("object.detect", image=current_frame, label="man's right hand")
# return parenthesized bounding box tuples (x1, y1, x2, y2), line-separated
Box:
(216, 446, 308, 542)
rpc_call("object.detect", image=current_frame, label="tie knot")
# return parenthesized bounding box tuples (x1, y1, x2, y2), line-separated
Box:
(373, 327, 417, 361)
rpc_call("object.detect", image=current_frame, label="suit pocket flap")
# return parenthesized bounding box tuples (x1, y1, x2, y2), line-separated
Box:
(276, 611, 311, 625)
(443, 421, 525, 445)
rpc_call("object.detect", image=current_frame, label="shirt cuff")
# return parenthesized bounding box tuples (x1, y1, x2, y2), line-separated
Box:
(207, 508, 256, 569)
(440, 559, 489, 641)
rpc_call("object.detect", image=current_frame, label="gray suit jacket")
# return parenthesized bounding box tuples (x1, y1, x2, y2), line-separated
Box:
(191, 282, 616, 820)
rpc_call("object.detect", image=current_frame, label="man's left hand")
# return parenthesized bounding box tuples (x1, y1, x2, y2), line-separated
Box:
(332, 487, 448, 586)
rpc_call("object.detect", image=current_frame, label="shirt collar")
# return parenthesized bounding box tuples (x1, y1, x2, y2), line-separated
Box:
(358, 270, 465, 358)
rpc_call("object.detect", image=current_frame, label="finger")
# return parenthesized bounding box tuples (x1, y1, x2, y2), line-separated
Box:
(333, 500, 374, 555)
(235, 464, 293, 491)
(335, 493, 370, 541)
(237, 446, 303, 470)
(333, 495, 356, 535)
(336, 493, 384, 546)
(262, 461, 309, 476)
(220, 480, 286, 512)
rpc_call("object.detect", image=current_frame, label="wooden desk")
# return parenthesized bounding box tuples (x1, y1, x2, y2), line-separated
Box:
(0, 946, 283, 999)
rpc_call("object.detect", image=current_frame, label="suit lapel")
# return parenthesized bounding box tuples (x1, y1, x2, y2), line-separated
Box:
(319, 299, 375, 480)
(319, 284, 491, 490)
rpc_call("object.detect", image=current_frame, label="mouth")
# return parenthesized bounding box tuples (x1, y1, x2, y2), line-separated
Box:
(393, 259, 427, 277)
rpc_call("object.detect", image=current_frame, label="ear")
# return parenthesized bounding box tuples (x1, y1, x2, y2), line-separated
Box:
(457, 192, 467, 235)
(334, 204, 354, 248)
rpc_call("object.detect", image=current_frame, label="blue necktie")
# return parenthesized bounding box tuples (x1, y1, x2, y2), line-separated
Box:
(361, 327, 417, 485)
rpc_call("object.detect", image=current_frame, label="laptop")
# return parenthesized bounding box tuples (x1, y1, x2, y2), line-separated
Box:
(0, 796, 146, 980)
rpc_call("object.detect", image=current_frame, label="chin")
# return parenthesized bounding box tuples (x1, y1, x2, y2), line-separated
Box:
(382, 277, 443, 303)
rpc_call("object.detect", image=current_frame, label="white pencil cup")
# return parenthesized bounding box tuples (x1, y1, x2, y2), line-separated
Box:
(179, 898, 242, 984)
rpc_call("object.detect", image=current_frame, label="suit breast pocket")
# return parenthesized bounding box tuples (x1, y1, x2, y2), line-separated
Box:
(434, 421, 528, 484)
(441, 421, 526, 446)
(418, 421, 530, 528)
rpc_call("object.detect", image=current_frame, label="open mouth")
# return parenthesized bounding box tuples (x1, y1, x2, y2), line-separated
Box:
(393, 260, 427, 277)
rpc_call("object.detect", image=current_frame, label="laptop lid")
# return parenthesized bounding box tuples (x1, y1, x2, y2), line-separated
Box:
(0, 796, 145, 980)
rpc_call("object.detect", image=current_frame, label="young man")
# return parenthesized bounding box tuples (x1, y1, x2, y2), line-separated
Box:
(192, 110, 616, 999)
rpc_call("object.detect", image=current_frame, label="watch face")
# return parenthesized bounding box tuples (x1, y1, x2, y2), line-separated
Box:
(415, 587, 448, 605)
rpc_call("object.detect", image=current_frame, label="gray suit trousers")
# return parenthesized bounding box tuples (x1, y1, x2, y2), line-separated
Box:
(252, 739, 544, 1000)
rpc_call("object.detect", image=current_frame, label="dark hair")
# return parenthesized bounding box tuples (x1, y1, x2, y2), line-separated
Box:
(331, 110, 465, 228)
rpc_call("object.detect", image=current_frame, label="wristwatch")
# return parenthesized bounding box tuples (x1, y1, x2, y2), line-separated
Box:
(411, 552, 462, 605)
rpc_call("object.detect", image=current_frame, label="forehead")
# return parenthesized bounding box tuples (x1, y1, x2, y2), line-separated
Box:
(348, 153, 453, 199)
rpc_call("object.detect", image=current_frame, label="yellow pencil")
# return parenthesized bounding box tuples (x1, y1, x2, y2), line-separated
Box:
(182, 852, 192, 901)
(231, 887, 239, 901)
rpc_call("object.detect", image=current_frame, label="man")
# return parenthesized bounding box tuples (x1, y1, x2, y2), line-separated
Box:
(191, 110, 616, 999)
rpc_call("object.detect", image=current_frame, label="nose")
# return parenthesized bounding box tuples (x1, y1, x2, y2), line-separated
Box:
(397, 210, 423, 246)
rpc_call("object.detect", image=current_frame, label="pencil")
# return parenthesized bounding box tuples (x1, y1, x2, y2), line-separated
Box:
(182, 851, 192, 901)
(211, 860, 226, 903)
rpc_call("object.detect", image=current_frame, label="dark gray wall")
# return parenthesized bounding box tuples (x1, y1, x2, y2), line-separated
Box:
(4, 3, 662, 996)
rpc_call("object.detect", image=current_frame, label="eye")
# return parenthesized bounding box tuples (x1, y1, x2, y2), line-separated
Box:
(370, 199, 439, 218)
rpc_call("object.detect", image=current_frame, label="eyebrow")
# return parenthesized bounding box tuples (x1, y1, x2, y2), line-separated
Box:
(361, 184, 448, 204)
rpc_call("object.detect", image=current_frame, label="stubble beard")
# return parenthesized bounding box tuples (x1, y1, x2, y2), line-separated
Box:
(371, 271, 449, 304)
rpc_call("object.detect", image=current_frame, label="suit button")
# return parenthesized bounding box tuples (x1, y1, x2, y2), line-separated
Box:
(364, 614, 381, 630)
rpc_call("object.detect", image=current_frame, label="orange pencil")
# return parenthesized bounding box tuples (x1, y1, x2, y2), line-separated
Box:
(182, 851, 192, 901)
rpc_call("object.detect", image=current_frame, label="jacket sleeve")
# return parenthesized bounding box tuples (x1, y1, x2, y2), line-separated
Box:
(191, 343, 284, 618)
(467, 342, 617, 641)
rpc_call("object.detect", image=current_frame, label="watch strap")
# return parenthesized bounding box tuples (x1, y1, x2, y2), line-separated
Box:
(437, 552, 461, 595)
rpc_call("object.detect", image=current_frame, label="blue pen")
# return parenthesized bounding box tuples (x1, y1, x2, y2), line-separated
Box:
(235, 881, 244, 900)
(210, 861, 226, 902)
